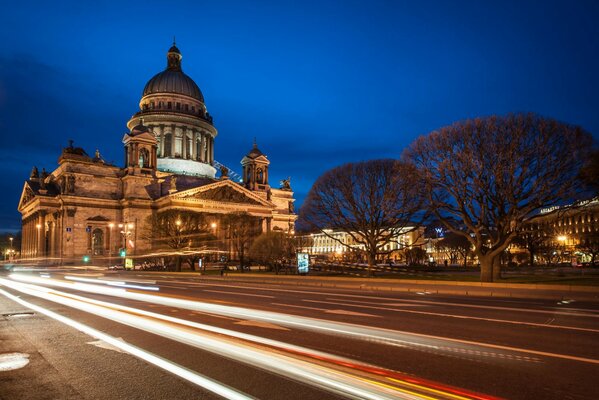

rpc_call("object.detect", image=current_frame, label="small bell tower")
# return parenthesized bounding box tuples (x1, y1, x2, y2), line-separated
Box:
(122, 119, 158, 174)
(241, 139, 270, 191)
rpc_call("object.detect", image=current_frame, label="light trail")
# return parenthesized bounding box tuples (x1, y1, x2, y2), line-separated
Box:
(0, 287, 254, 400)
(10, 273, 598, 366)
(0, 278, 428, 400)
(64, 275, 160, 291)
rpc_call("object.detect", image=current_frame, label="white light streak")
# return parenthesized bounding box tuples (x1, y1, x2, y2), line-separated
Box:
(0, 278, 416, 399)
(0, 287, 253, 400)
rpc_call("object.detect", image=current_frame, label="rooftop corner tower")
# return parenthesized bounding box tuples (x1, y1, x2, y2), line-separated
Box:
(127, 42, 217, 177)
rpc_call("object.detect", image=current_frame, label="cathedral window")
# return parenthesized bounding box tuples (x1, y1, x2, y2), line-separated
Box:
(168, 102, 172, 109)
(139, 148, 150, 168)
(150, 101, 155, 109)
(176, 102, 181, 110)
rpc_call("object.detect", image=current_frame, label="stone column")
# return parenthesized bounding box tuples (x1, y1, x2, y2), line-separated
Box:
(182, 128, 187, 159)
(171, 125, 176, 157)
(37, 212, 46, 258)
(192, 131, 197, 160)
(210, 137, 214, 164)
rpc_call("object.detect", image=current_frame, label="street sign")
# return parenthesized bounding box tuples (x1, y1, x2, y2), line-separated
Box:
(119, 248, 126, 257)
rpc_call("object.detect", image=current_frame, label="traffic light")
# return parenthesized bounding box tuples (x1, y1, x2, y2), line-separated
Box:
(83, 255, 90, 263)
(119, 248, 126, 257)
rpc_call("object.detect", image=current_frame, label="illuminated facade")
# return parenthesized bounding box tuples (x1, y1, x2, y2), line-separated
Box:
(519, 198, 599, 264)
(17, 44, 296, 263)
(300, 227, 424, 261)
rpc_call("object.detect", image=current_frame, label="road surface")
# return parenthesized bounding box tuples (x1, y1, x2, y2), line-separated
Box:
(1, 268, 598, 399)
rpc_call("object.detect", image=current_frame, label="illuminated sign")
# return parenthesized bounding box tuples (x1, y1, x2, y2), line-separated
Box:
(125, 258, 133, 270)
(297, 253, 310, 274)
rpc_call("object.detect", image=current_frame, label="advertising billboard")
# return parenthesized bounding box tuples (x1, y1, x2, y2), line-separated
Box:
(297, 252, 310, 274)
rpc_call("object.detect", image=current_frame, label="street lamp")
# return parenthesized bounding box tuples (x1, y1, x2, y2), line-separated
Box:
(120, 222, 134, 269)
(108, 223, 114, 265)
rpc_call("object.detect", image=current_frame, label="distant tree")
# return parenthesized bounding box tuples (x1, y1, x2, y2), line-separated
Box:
(221, 212, 262, 271)
(435, 232, 471, 266)
(404, 113, 593, 282)
(248, 231, 295, 274)
(579, 149, 599, 193)
(403, 247, 427, 266)
(143, 210, 214, 272)
(299, 159, 428, 276)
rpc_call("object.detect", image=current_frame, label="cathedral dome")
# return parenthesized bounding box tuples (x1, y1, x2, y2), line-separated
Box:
(142, 44, 204, 102)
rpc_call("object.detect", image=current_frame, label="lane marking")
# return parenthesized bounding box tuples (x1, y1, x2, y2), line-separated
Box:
(87, 339, 126, 353)
(305, 299, 599, 334)
(203, 290, 274, 299)
(325, 309, 379, 318)
(234, 320, 290, 331)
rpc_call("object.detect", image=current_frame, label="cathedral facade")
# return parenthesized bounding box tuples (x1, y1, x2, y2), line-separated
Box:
(18, 44, 296, 264)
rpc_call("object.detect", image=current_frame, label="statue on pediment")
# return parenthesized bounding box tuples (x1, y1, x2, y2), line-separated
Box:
(220, 165, 229, 178)
(280, 177, 292, 190)
(66, 174, 75, 193)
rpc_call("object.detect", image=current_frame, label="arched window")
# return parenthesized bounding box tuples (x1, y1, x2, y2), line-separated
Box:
(257, 168, 263, 184)
(139, 148, 150, 168)
(163, 133, 172, 157)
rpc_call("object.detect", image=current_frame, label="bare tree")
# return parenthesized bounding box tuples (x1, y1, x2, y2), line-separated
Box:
(299, 159, 428, 276)
(248, 231, 295, 274)
(221, 212, 262, 271)
(404, 113, 593, 282)
(143, 209, 214, 272)
(435, 232, 471, 266)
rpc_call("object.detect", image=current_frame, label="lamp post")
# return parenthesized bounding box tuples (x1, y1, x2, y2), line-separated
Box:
(9, 237, 13, 261)
(119, 222, 134, 269)
(211, 222, 218, 264)
(557, 235, 568, 264)
(108, 223, 114, 266)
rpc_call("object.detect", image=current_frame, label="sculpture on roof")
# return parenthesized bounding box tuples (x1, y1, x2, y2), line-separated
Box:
(30, 166, 39, 180)
(280, 177, 292, 190)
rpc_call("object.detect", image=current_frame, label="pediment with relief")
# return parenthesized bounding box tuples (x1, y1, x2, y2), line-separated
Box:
(18, 184, 37, 211)
(196, 186, 262, 204)
(173, 181, 270, 207)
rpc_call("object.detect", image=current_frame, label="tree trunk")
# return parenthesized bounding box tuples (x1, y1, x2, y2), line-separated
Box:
(529, 250, 535, 267)
(367, 252, 376, 277)
(493, 256, 502, 281)
(176, 256, 182, 272)
(479, 254, 494, 282)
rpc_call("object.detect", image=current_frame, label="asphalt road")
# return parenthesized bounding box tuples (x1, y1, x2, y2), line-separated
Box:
(1, 268, 598, 400)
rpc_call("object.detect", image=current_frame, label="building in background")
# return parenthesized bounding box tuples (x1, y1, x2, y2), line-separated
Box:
(299, 227, 424, 262)
(17, 44, 296, 264)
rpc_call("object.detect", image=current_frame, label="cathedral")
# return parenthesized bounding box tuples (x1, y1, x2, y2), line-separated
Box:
(17, 44, 296, 264)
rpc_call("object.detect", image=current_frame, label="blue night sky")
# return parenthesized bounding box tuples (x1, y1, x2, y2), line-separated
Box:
(0, 0, 598, 232)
